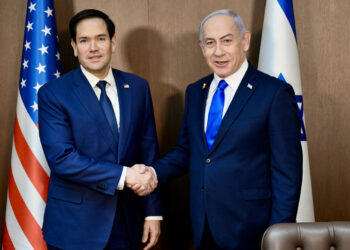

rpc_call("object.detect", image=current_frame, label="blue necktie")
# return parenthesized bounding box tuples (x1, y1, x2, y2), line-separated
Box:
(97, 81, 119, 145)
(206, 80, 228, 150)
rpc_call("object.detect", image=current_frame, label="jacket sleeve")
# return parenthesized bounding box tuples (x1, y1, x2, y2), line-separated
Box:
(139, 81, 162, 216)
(153, 84, 192, 184)
(268, 83, 303, 224)
(38, 85, 123, 196)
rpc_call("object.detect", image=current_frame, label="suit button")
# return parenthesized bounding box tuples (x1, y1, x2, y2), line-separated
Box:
(201, 186, 205, 191)
(96, 185, 106, 191)
(206, 158, 211, 164)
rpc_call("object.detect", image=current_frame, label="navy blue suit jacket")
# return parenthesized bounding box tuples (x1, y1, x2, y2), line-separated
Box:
(154, 64, 302, 249)
(38, 67, 161, 249)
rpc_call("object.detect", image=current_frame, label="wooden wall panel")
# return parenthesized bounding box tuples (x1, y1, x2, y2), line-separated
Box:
(294, 0, 350, 221)
(1, 0, 350, 248)
(0, 0, 27, 244)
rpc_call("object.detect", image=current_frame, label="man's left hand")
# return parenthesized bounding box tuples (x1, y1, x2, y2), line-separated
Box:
(142, 220, 161, 250)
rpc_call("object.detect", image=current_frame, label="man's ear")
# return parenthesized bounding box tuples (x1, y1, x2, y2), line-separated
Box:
(71, 39, 78, 57)
(241, 31, 251, 52)
(199, 40, 205, 56)
(111, 34, 117, 53)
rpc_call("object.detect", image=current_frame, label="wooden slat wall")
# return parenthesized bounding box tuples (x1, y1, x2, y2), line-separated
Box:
(0, 0, 349, 248)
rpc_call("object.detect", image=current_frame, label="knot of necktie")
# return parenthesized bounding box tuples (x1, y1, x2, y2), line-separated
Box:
(218, 79, 228, 91)
(97, 80, 108, 91)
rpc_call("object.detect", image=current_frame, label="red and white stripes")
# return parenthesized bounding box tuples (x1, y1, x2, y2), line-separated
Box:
(3, 93, 50, 249)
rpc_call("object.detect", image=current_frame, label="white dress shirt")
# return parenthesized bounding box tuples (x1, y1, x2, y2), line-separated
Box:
(204, 59, 249, 132)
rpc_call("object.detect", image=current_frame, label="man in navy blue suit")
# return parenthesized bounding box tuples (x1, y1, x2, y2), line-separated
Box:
(137, 9, 302, 250)
(38, 9, 161, 250)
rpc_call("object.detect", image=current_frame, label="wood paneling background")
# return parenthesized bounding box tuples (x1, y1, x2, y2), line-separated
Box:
(0, 0, 349, 248)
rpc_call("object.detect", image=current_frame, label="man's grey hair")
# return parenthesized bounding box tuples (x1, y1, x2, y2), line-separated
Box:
(199, 9, 246, 45)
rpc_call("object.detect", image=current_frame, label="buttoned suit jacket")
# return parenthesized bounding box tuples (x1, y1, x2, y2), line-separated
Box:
(154, 64, 302, 250)
(38, 67, 161, 249)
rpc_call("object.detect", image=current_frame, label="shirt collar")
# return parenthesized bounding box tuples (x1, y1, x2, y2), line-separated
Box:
(212, 59, 248, 91)
(80, 65, 116, 88)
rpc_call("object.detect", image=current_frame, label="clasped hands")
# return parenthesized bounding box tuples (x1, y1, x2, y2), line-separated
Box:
(125, 164, 157, 196)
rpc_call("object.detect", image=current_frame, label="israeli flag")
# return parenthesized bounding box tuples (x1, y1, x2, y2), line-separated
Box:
(258, 0, 315, 222)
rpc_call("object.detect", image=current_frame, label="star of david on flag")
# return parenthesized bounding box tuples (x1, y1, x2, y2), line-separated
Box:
(2, 0, 61, 248)
(278, 73, 307, 141)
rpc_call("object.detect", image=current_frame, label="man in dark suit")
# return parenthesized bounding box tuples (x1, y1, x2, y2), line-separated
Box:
(38, 9, 161, 250)
(142, 9, 302, 250)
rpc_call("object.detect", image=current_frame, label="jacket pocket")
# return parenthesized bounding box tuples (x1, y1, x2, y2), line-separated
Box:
(50, 184, 83, 204)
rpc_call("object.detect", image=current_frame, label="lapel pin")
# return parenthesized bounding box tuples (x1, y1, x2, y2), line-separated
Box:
(247, 83, 253, 90)
(123, 84, 130, 88)
(202, 83, 206, 89)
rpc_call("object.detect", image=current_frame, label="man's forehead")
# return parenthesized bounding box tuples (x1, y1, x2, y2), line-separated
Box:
(203, 15, 236, 32)
(76, 18, 108, 36)
(203, 22, 237, 40)
(76, 17, 107, 30)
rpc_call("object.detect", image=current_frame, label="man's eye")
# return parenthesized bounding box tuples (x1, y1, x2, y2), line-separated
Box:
(206, 41, 214, 47)
(224, 39, 232, 44)
(79, 39, 86, 43)
(99, 37, 106, 41)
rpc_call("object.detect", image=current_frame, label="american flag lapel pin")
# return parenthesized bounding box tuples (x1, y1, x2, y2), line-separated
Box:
(247, 83, 253, 90)
(202, 83, 206, 89)
(123, 84, 130, 88)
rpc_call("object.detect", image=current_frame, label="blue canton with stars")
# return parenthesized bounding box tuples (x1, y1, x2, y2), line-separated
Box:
(20, 0, 61, 125)
(278, 73, 307, 141)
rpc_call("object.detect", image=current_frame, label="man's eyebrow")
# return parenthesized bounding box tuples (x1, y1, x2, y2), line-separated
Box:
(204, 33, 234, 41)
(220, 33, 234, 40)
(77, 33, 108, 39)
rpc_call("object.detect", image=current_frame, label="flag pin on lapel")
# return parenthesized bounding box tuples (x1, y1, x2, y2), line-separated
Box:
(123, 84, 130, 88)
(202, 83, 206, 89)
(247, 83, 253, 90)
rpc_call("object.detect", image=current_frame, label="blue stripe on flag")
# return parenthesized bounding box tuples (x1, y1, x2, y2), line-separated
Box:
(277, 0, 297, 40)
(278, 73, 307, 141)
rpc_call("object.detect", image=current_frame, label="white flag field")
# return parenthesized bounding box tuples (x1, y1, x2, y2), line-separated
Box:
(258, 0, 315, 222)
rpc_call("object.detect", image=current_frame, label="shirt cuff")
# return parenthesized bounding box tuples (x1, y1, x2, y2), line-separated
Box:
(150, 167, 157, 179)
(145, 216, 163, 220)
(117, 166, 127, 190)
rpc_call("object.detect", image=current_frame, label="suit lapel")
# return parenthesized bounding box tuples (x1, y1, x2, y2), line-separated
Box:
(113, 69, 132, 160)
(199, 74, 214, 154)
(71, 67, 118, 156)
(209, 65, 259, 153)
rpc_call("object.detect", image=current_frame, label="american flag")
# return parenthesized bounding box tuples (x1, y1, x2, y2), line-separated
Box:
(2, 0, 61, 248)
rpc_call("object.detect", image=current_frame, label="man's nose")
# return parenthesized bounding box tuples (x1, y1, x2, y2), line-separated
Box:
(214, 43, 224, 56)
(90, 40, 97, 51)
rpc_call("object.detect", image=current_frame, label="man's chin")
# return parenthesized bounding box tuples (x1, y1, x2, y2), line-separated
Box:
(214, 71, 230, 79)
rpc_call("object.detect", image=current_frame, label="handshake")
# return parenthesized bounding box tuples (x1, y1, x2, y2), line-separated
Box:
(125, 164, 158, 196)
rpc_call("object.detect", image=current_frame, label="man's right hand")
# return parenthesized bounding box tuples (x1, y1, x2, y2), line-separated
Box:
(125, 164, 157, 196)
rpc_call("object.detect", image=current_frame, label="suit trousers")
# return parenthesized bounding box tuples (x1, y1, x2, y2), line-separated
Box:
(104, 193, 138, 250)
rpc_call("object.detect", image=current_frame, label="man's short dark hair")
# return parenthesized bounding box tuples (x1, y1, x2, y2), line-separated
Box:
(69, 9, 115, 42)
